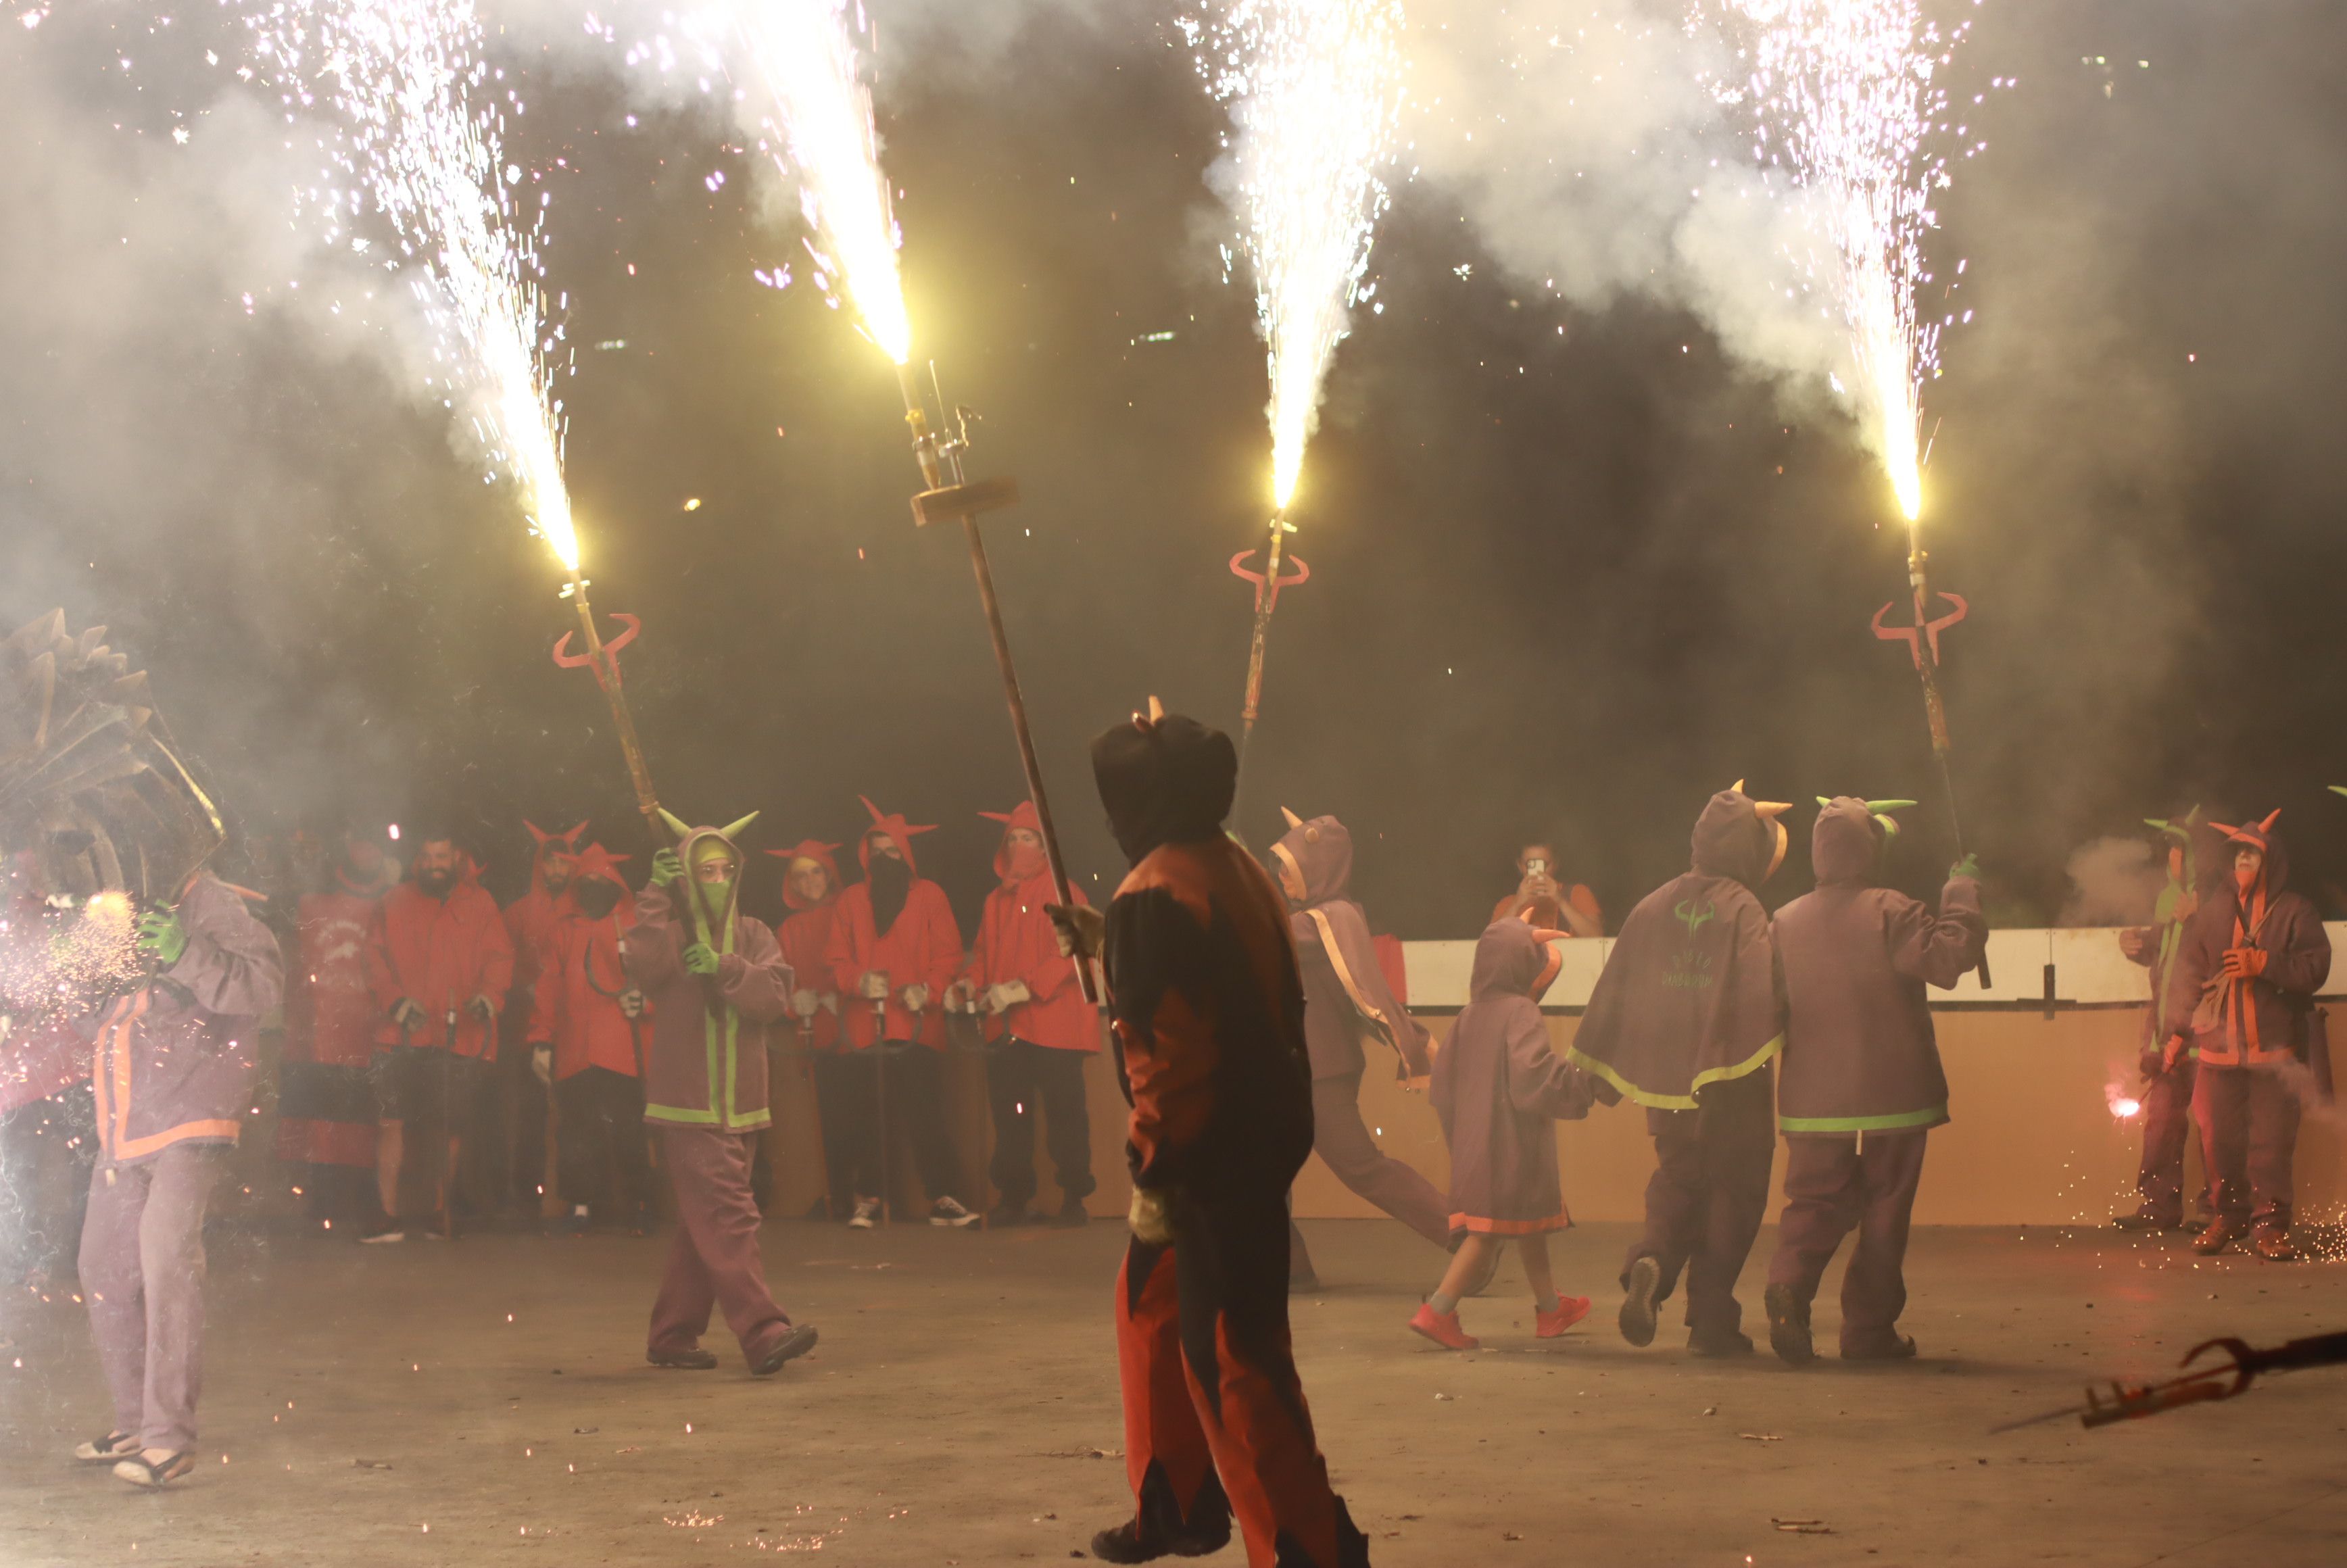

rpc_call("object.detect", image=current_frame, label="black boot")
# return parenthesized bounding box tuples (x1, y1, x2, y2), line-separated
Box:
(1272, 1493, 1370, 1565)
(1764, 1283, 1814, 1367)
(1092, 1465, 1232, 1562)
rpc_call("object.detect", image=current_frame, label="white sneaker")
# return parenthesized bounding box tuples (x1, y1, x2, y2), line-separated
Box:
(929, 1197, 982, 1229)
(848, 1197, 880, 1231)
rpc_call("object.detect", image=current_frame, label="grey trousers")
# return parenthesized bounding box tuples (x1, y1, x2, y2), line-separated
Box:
(79, 1143, 227, 1452)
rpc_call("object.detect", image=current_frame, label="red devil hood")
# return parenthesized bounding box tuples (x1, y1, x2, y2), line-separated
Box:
(980, 801, 1047, 884)
(1691, 787, 1788, 890)
(524, 819, 589, 900)
(767, 838, 844, 912)
(855, 797, 934, 877)
(1470, 916, 1561, 1004)
(569, 842, 629, 891)
(1271, 813, 1353, 908)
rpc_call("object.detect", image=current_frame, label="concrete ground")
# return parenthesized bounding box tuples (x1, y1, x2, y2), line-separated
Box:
(1, 1217, 2342, 1567)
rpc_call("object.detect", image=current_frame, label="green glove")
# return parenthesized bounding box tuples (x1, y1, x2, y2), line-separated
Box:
(135, 906, 189, 967)
(650, 848, 685, 887)
(1949, 854, 1981, 881)
(682, 941, 721, 976)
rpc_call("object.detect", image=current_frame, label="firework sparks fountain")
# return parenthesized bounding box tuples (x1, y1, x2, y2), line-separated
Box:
(738, 0, 1091, 998)
(1180, 0, 1404, 796)
(250, 0, 666, 843)
(1727, 0, 1989, 979)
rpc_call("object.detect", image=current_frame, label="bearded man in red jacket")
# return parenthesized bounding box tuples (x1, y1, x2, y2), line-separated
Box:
(957, 802, 1098, 1228)
(362, 832, 514, 1242)
(823, 799, 974, 1229)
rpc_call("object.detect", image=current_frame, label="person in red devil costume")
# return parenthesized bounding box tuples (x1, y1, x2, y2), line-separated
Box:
(766, 838, 850, 1217)
(276, 823, 398, 1230)
(496, 820, 585, 1215)
(823, 798, 975, 1229)
(361, 830, 514, 1242)
(957, 801, 1098, 1228)
(525, 843, 652, 1235)
(2162, 810, 2331, 1262)
(1052, 701, 1371, 1568)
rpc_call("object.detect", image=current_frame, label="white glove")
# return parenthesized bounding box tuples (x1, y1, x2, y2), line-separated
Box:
(858, 971, 890, 1001)
(943, 981, 976, 1014)
(618, 988, 646, 1020)
(988, 979, 1032, 1015)
(1046, 904, 1105, 962)
(1128, 1187, 1174, 1246)
(530, 1044, 553, 1087)
(820, 993, 840, 1016)
(900, 983, 931, 1013)
(792, 987, 821, 1021)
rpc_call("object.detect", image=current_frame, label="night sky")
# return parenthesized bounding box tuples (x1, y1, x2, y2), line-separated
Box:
(5, 1, 2346, 937)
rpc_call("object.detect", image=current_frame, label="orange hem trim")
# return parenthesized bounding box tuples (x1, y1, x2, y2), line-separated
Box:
(1449, 1210, 1572, 1236)
(111, 1121, 245, 1161)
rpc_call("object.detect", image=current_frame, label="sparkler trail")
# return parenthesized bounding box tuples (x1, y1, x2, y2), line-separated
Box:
(735, 0, 911, 365)
(1184, 0, 1406, 510)
(247, 0, 576, 569)
(1720, 1, 1982, 522)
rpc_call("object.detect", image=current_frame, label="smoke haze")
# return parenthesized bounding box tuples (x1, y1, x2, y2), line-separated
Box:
(4, 1, 2346, 936)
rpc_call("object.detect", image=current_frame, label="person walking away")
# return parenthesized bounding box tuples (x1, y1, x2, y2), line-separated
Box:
(1763, 798, 1984, 1365)
(1410, 914, 1603, 1351)
(1268, 809, 1449, 1286)
(1568, 785, 1788, 1356)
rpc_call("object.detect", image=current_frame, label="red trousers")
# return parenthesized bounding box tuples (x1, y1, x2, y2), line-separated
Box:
(648, 1126, 792, 1365)
(1115, 1196, 1365, 1567)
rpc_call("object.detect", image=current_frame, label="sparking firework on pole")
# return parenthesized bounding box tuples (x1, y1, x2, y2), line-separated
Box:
(247, 1, 667, 844)
(1178, 0, 1405, 795)
(735, 0, 1092, 1000)
(1722, 0, 1993, 978)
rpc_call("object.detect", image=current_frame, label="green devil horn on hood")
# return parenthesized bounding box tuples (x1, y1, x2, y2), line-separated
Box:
(719, 811, 760, 843)
(2329, 785, 2347, 801)
(1816, 796, 1833, 809)
(1863, 800, 1918, 815)
(657, 806, 692, 839)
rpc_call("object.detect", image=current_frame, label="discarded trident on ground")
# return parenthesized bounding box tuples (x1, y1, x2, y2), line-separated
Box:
(1992, 1329, 2347, 1433)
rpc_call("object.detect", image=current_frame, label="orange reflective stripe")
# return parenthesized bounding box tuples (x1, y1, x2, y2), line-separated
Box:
(112, 1119, 243, 1160)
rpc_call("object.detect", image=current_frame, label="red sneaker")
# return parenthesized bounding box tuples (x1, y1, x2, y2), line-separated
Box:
(1408, 1302, 1480, 1351)
(1537, 1296, 1593, 1338)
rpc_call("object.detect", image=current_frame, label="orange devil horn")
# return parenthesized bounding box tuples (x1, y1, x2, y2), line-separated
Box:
(2259, 808, 2281, 832)
(1754, 800, 1792, 820)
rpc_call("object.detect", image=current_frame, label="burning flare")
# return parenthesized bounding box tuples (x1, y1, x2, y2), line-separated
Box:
(737, 0, 913, 365)
(1182, 0, 1406, 510)
(1722, 1, 1978, 524)
(249, 0, 577, 569)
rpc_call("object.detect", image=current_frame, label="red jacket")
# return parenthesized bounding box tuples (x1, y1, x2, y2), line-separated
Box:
(965, 810, 1098, 1054)
(503, 823, 584, 998)
(768, 838, 845, 1052)
(827, 879, 962, 1050)
(286, 879, 391, 1071)
(365, 879, 514, 1056)
(529, 906, 644, 1080)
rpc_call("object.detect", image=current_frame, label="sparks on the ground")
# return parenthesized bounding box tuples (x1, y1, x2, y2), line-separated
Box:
(1722, 1, 1985, 524)
(1181, 0, 1406, 510)
(247, 0, 578, 569)
(736, 0, 912, 364)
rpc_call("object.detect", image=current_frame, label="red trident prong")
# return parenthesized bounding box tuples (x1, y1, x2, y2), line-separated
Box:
(1871, 591, 1968, 670)
(552, 612, 641, 689)
(1229, 547, 1310, 615)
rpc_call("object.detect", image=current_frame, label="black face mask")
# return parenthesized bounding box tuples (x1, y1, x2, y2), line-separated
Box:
(574, 879, 622, 921)
(868, 853, 913, 935)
